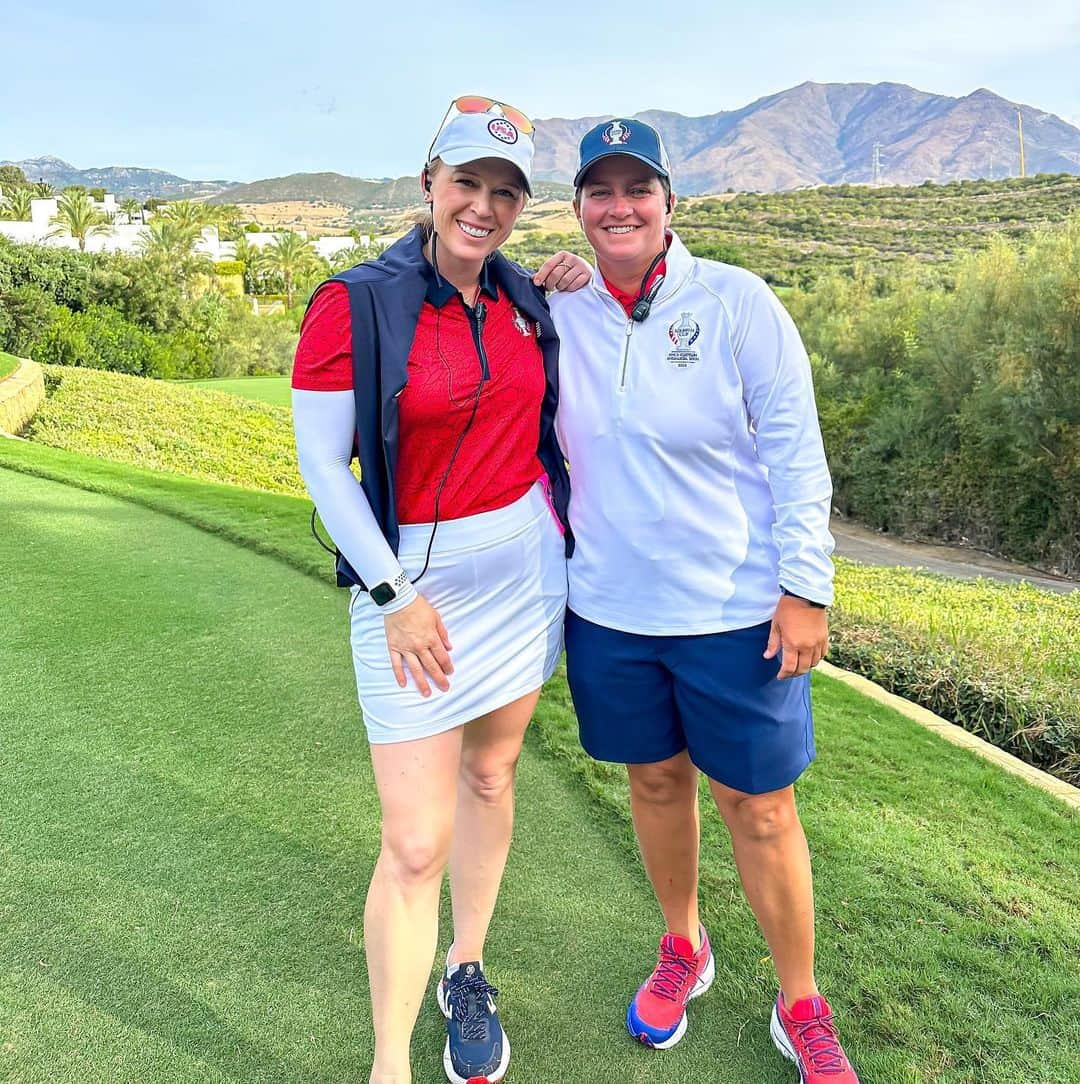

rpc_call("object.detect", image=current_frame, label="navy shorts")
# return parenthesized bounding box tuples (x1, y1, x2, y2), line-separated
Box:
(564, 610, 815, 795)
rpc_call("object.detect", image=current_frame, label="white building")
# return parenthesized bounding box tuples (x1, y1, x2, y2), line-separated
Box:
(0, 188, 362, 262)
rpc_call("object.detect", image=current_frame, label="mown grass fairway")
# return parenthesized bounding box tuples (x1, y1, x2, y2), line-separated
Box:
(2, 443, 1079, 1083)
(187, 376, 293, 407)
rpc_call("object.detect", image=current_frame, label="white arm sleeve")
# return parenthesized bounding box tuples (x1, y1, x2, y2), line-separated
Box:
(292, 388, 418, 613)
(730, 281, 835, 606)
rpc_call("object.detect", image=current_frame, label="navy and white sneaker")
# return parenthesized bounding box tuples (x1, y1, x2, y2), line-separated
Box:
(436, 959, 510, 1084)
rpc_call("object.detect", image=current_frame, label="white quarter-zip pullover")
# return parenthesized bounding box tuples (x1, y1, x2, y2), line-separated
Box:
(550, 230, 834, 635)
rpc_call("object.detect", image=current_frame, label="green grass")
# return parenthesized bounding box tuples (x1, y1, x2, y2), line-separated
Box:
(20, 367, 1078, 783)
(185, 376, 293, 407)
(2, 440, 1078, 1082)
(27, 365, 303, 496)
(0, 351, 21, 380)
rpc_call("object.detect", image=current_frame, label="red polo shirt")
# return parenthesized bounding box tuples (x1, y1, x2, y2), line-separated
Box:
(293, 270, 545, 525)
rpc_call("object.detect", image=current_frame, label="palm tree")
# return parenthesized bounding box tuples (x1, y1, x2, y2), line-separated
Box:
(48, 191, 109, 251)
(119, 197, 143, 225)
(256, 231, 326, 307)
(138, 217, 211, 288)
(230, 234, 261, 294)
(31, 181, 55, 198)
(328, 244, 367, 275)
(159, 200, 208, 231)
(0, 188, 33, 221)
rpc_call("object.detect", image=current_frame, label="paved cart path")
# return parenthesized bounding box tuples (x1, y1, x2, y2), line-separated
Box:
(832, 520, 1078, 594)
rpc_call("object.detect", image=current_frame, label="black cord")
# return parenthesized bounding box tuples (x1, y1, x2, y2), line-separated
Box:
(410, 300, 486, 585)
(311, 233, 485, 589)
(630, 249, 668, 323)
(310, 506, 336, 554)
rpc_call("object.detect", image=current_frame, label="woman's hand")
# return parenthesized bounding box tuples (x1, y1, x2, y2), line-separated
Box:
(763, 595, 829, 680)
(383, 595, 454, 697)
(533, 250, 592, 293)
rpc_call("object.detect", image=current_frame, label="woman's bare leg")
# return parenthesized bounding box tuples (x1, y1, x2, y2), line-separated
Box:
(627, 752, 702, 948)
(708, 780, 818, 1005)
(366, 726, 463, 1084)
(447, 689, 539, 964)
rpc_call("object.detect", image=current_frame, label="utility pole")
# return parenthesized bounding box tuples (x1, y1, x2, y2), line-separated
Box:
(872, 142, 883, 185)
(1017, 108, 1026, 178)
(989, 149, 995, 179)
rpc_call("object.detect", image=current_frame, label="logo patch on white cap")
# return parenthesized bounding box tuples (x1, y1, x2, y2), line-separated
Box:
(602, 121, 631, 145)
(488, 118, 519, 144)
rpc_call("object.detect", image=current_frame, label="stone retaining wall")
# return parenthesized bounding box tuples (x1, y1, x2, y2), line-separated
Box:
(0, 358, 45, 435)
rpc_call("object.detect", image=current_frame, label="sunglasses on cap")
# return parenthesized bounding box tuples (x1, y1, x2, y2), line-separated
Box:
(428, 95, 535, 159)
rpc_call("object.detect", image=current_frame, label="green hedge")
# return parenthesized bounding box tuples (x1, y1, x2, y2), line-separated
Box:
(830, 559, 1080, 785)
(790, 215, 1080, 574)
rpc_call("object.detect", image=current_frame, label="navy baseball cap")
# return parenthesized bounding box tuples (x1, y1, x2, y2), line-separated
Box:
(574, 118, 671, 187)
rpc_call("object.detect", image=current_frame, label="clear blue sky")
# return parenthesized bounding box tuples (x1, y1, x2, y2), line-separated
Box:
(4, 1, 1078, 182)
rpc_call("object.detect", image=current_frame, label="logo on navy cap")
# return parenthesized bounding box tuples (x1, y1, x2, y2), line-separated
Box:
(488, 118, 519, 144)
(602, 121, 631, 145)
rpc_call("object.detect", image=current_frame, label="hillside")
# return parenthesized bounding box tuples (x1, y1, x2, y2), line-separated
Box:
(207, 172, 573, 210)
(534, 82, 1080, 192)
(0, 155, 235, 199)
(503, 173, 1080, 286)
(214, 82, 1080, 204)
(17, 82, 1079, 205)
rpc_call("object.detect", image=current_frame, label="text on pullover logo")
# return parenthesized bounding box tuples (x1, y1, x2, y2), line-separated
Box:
(602, 121, 631, 145)
(667, 312, 700, 368)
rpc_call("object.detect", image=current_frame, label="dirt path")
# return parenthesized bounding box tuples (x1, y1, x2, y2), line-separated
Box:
(832, 520, 1078, 594)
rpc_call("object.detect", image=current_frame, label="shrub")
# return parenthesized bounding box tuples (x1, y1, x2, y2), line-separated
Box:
(33, 305, 169, 377)
(830, 559, 1080, 785)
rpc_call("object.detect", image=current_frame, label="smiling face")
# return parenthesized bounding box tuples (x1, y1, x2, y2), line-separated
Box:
(575, 156, 674, 287)
(424, 157, 527, 276)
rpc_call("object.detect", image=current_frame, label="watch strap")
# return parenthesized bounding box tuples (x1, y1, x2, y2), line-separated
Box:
(780, 586, 826, 609)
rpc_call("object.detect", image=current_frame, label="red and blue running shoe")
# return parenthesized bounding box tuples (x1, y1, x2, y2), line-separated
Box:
(770, 993, 860, 1083)
(626, 926, 715, 1049)
(436, 960, 509, 1084)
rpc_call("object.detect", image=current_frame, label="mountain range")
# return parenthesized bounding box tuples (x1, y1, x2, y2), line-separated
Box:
(0, 155, 234, 199)
(532, 82, 1080, 192)
(8, 82, 1080, 202)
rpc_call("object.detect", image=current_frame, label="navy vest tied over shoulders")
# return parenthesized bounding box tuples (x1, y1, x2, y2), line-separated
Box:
(311, 226, 574, 590)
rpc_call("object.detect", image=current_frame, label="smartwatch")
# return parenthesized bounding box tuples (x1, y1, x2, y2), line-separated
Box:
(369, 569, 410, 607)
(780, 586, 826, 609)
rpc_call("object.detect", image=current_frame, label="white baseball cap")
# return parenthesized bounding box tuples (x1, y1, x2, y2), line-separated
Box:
(429, 111, 534, 195)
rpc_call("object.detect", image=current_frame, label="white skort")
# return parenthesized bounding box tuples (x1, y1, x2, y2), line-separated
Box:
(349, 480, 568, 744)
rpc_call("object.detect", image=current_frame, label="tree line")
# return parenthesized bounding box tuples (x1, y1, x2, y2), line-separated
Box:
(787, 213, 1079, 574)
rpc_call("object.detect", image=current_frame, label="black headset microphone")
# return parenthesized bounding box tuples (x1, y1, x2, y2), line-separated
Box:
(630, 248, 668, 323)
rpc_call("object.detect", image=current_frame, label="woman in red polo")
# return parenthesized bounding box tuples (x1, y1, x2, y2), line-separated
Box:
(292, 97, 587, 1084)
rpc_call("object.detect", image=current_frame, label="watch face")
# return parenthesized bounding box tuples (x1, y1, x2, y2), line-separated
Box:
(370, 582, 396, 606)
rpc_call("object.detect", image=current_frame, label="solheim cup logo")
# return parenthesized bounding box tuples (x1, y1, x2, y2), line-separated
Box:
(667, 312, 701, 368)
(602, 121, 631, 145)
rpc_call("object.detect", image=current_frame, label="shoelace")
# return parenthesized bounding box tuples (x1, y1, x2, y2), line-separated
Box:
(448, 972, 500, 1042)
(792, 1011, 847, 1074)
(646, 948, 698, 1003)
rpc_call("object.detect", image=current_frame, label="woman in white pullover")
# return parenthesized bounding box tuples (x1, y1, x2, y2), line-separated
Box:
(550, 119, 859, 1084)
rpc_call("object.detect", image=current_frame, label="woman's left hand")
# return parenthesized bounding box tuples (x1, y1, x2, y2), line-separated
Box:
(763, 595, 829, 679)
(533, 250, 592, 293)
